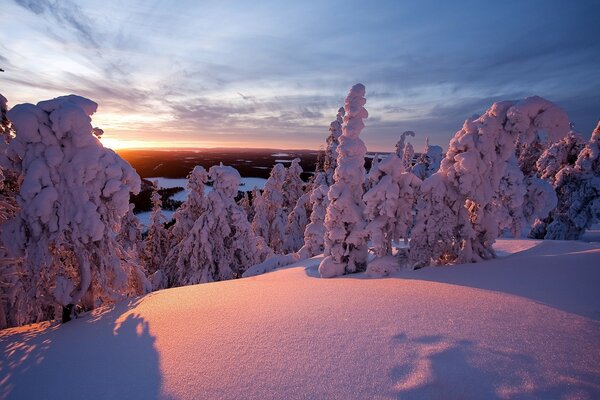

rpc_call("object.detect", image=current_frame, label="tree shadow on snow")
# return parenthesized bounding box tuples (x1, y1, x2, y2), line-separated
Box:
(0, 296, 166, 400)
(388, 333, 600, 399)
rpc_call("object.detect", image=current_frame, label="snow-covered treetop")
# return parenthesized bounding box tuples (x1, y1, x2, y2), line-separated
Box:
(506, 96, 570, 147)
(395, 130, 415, 157)
(575, 121, 600, 172)
(210, 164, 241, 198)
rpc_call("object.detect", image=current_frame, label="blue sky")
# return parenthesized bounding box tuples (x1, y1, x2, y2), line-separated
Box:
(1, 0, 599, 151)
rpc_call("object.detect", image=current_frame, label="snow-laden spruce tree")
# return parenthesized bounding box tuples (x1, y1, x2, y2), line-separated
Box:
(143, 182, 170, 276)
(319, 83, 369, 278)
(284, 158, 305, 210)
(364, 153, 421, 258)
(252, 163, 287, 253)
(170, 165, 208, 243)
(409, 96, 569, 267)
(324, 107, 345, 186)
(117, 204, 143, 253)
(411, 138, 443, 180)
(402, 141, 415, 170)
(532, 122, 600, 239)
(167, 165, 271, 286)
(284, 191, 311, 253)
(1, 95, 149, 326)
(536, 129, 585, 186)
(395, 131, 415, 158)
(493, 156, 556, 238)
(238, 190, 253, 222)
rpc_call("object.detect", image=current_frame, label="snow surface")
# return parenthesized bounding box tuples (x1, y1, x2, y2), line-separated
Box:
(1, 239, 599, 400)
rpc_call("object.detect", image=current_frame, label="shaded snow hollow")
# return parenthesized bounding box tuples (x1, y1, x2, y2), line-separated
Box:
(1, 239, 599, 399)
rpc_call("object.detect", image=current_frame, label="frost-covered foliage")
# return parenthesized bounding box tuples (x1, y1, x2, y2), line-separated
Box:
(252, 163, 287, 253)
(284, 191, 310, 253)
(411, 138, 443, 180)
(402, 142, 415, 170)
(1, 95, 148, 327)
(143, 183, 170, 276)
(297, 172, 329, 259)
(536, 130, 585, 186)
(493, 156, 557, 237)
(166, 165, 270, 286)
(284, 158, 305, 209)
(319, 84, 369, 278)
(410, 96, 569, 267)
(532, 122, 600, 240)
(117, 204, 143, 253)
(364, 154, 421, 258)
(238, 190, 253, 221)
(324, 107, 345, 186)
(395, 130, 415, 158)
(170, 166, 208, 243)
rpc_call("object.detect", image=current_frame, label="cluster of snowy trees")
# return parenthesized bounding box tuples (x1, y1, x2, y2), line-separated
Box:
(0, 85, 598, 328)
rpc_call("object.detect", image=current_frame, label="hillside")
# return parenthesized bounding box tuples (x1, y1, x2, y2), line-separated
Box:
(1, 239, 599, 400)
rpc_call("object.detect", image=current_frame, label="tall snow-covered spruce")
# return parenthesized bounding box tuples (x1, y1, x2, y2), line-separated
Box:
(319, 83, 369, 278)
(1, 95, 149, 326)
(324, 107, 345, 186)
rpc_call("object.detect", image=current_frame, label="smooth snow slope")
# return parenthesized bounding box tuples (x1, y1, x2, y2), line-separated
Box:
(1, 240, 599, 400)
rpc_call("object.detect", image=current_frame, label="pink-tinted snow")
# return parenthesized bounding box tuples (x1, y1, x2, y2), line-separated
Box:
(1, 239, 599, 399)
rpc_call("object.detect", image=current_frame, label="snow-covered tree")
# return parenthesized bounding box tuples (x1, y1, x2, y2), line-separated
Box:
(1, 95, 149, 326)
(143, 182, 170, 276)
(166, 165, 271, 286)
(297, 172, 329, 259)
(252, 163, 287, 253)
(409, 96, 569, 267)
(319, 83, 369, 278)
(364, 154, 421, 258)
(170, 165, 208, 243)
(402, 141, 415, 170)
(536, 129, 585, 186)
(532, 122, 600, 239)
(117, 204, 143, 253)
(411, 138, 443, 180)
(283, 158, 305, 210)
(395, 130, 415, 158)
(238, 190, 253, 221)
(284, 191, 311, 253)
(324, 107, 345, 186)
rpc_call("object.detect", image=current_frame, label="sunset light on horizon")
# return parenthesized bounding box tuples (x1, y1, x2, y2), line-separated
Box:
(2, 0, 599, 152)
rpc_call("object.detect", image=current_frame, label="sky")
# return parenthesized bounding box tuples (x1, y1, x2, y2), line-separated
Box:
(1, 0, 599, 152)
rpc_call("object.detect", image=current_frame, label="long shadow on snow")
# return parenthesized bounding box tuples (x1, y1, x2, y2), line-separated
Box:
(0, 296, 165, 400)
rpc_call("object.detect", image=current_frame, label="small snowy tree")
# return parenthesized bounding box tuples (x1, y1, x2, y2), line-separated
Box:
(252, 163, 287, 253)
(536, 129, 585, 186)
(166, 165, 270, 286)
(411, 138, 443, 180)
(319, 83, 369, 278)
(296, 172, 329, 259)
(395, 131, 415, 158)
(409, 96, 569, 267)
(532, 122, 600, 239)
(284, 191, 311, 253)
(1, 95, 149, 326)
(324, 107, 345, 186)
(283, 158, 305, 210)
(402, 141, 415, 170)
(117, 204, 143, 253)
(143, 182, 170, 276)
(238, 190, 253, 221)
(364, 154, 421, 258)
(170, 165, 208, 244)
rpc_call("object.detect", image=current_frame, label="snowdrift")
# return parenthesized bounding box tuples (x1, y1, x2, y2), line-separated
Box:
(1, 239, 599, 399)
